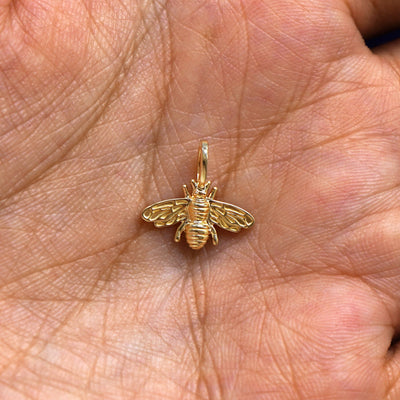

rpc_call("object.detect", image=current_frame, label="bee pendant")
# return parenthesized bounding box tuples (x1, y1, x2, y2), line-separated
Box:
(142, 141, 255, 250)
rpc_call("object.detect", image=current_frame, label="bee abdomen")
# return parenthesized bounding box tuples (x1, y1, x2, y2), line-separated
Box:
(185, 223, 209, 250)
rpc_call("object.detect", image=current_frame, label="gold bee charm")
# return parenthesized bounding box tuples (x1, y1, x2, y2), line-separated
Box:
(142, 141, 255, 250)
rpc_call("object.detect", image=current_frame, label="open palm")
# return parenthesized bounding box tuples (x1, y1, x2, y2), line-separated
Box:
(1, 0, 400, 398)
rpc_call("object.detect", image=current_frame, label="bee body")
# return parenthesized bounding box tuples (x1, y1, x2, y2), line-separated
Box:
(185, 195, 211, 250)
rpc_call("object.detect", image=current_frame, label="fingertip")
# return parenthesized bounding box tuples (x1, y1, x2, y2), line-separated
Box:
(344, 0, 400, 39)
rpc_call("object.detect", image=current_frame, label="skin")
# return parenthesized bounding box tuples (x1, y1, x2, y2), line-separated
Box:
(0, 0, 400, 398)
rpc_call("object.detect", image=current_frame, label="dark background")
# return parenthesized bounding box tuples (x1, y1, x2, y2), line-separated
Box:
(366, 30, 400, 48)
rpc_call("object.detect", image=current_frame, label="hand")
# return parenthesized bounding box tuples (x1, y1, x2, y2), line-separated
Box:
(1, 1, 400, 398)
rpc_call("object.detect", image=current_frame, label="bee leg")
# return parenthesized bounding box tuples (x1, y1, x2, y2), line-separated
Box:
(174, 221, 186, 242)
(210, 225, 218, 245)
(182, 184, 190, 198)
(209, 187, 217, 199)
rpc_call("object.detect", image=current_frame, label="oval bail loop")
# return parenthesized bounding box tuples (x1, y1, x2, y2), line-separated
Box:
(197, 141, 208, 187)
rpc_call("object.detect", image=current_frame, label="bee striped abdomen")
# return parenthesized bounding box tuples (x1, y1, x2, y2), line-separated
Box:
(185, 196, 210, 250)
(186, 223, 209, 249)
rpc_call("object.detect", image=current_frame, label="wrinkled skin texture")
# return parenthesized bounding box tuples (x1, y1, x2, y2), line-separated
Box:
(1, 0, 400, 399)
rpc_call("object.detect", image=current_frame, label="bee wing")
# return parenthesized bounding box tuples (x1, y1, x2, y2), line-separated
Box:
(142, 198, 189, 227)
(209, 200, 254, 232)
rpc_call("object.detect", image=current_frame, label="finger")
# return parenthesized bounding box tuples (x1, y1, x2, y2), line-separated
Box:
(344, 0, 400, 38)
(385, 356, 400, 400)
(369, 34, 400, 84)
(371, 37, 400, 65)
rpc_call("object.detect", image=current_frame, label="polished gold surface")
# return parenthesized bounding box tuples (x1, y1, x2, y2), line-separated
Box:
(141, 141, 255, 250)
(197, 140, 208, 187)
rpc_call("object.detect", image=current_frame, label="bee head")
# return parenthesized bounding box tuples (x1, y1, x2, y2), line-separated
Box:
(191, 179, 210, 195)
